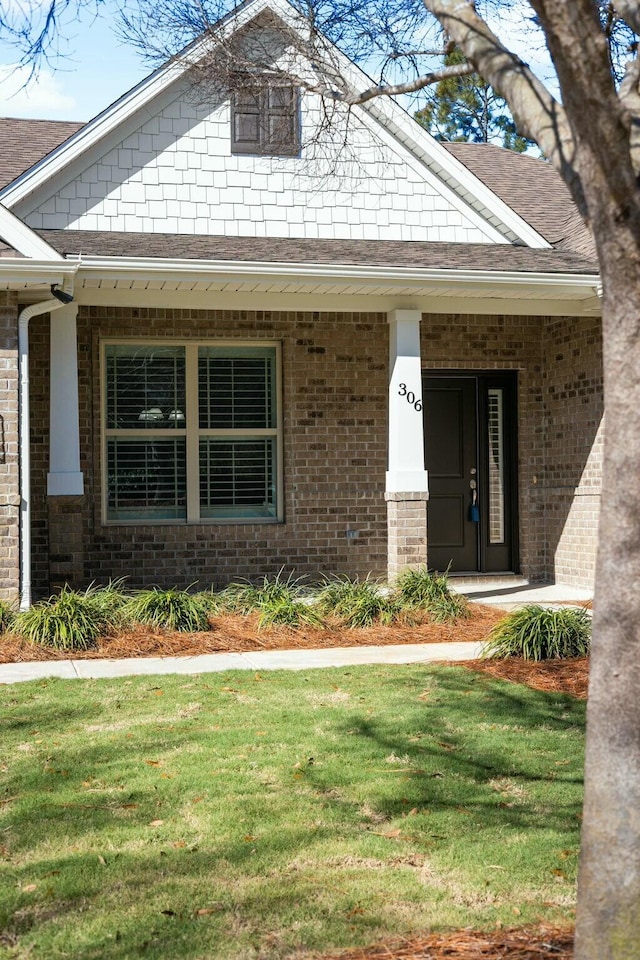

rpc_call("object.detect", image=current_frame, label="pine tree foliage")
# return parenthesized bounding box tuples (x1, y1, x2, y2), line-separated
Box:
(414, 48, 534, 152)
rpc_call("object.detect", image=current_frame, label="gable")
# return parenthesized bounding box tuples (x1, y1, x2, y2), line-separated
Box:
(0, 0, 550, 249)
(13, 79, 507, 245)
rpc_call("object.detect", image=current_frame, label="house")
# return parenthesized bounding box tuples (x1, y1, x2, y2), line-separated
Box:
(0, 0, 602, 607)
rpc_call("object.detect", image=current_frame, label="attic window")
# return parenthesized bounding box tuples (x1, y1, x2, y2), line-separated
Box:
(231, 85, 300, 156)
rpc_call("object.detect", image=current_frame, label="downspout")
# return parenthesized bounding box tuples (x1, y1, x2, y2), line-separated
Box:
(18, 285, 74, 610)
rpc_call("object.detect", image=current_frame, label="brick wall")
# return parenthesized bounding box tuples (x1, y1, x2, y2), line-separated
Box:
(29, 307, 389, 595)
(0, 292, 19, 601)
(421, 311, 603, 588)
(543, 315, 603, 587)
(27, 306, 603, 594)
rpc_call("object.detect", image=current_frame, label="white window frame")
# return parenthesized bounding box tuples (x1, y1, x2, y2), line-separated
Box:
(101, 338, 283, 525)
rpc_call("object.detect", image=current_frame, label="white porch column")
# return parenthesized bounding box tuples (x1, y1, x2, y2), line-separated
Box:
(47, 303, 84, 496)
(385, 309, 429, 579)
(47, 303, 85, 591)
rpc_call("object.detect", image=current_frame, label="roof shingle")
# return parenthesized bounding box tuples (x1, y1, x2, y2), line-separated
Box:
(0, 117, 83, 190)
(443, 142, 596, 258)
(0, 118, 597, 270)
(37, 229, 598, 274)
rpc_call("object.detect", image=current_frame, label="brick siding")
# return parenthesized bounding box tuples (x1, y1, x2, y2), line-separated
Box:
(29, 307, 389, 595)
(26, 306, 603, 594)
(543, 315, 603, 587)
(421, 311, 603, 587)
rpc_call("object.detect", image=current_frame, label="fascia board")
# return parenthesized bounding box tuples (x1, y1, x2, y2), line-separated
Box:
(0, 203, 65, 260)
(72, 254, 599, 294)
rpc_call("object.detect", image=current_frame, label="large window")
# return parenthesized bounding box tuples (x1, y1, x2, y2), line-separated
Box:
(103, 341, 281, 523)
(231, 85, 300, 156)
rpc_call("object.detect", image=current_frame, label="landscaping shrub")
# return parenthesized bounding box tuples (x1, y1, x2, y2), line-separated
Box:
(12, 585, 123, 651)
(194, 590, 225, 616)
(317, 576, 403, 628)
(257, 597, 324, 629)
(395, 566, 469, 622)
(219, 571, 324, 629)
(124, 587, 210, 632)
(482, 604, 591, 661)
(0, 598, 16, 633)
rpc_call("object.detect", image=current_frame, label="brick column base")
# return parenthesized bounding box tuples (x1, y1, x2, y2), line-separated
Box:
(48, 496, 85, 592)
(385, 492, 429, 581)
(0, 500, 20, 602)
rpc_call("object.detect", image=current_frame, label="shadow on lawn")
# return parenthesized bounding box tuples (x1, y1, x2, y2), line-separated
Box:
(1, 666, 584, 958)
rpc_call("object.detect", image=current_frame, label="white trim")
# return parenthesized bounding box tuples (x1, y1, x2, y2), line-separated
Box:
(47, 303, 84, 497)
(47, 472, 85, 496)
(0, 0, 551, 248)
(0, 202, 64, 260)
(71, 254, 599, 291)
(386, 310, 428, 495)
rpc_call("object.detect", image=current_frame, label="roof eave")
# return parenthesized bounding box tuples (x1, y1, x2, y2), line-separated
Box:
(70, 252, 601, 292)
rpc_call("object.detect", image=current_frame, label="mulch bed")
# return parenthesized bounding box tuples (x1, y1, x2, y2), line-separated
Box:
(0, 603, 504, 662)
(454, 656, 589, 700)
(315, 925, 574, 959)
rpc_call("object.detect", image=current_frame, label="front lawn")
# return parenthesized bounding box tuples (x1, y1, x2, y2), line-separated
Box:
(0, 664, 585, 959)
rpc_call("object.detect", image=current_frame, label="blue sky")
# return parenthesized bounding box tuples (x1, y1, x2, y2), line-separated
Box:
(0, 1, 556, 123)
(0, 3, 149, 121)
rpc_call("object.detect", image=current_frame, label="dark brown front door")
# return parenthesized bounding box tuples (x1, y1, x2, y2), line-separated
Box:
(423, 373, 518, 573)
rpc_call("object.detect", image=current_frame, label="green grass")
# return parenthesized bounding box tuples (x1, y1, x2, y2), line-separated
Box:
(0, 665, 585, 959)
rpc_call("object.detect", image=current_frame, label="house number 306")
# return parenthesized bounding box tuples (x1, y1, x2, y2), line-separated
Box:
(398, 383, 422, 411)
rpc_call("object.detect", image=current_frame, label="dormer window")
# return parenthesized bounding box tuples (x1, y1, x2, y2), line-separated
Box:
(231, 85, 300, 156)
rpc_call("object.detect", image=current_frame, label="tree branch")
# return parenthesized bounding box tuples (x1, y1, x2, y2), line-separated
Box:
(419, 0, 584, 211)
(613, 0, 640, 37)
(341, 61, 475, 105)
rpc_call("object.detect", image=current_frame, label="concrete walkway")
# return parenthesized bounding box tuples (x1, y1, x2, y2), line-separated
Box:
(0, 640, 483, 684)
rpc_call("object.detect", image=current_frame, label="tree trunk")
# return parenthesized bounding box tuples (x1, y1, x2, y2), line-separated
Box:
(575, 236, 640, 958)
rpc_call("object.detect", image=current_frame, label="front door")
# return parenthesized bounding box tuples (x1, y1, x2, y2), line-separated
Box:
(423, 373, 518, 573)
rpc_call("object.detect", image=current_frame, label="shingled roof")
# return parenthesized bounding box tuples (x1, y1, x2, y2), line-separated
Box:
(0, 117, 83, 190)
(443, 142, 595, 259)
(37, 229, 598, 274)
(0, 117, 596, 266)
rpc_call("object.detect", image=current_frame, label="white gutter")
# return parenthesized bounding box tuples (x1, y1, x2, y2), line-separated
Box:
(18, 281, 75, 610)
(71, 255, 601, 293)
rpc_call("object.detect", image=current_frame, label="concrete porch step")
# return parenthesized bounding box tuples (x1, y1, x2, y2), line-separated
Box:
(449, 577, 593, 607)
